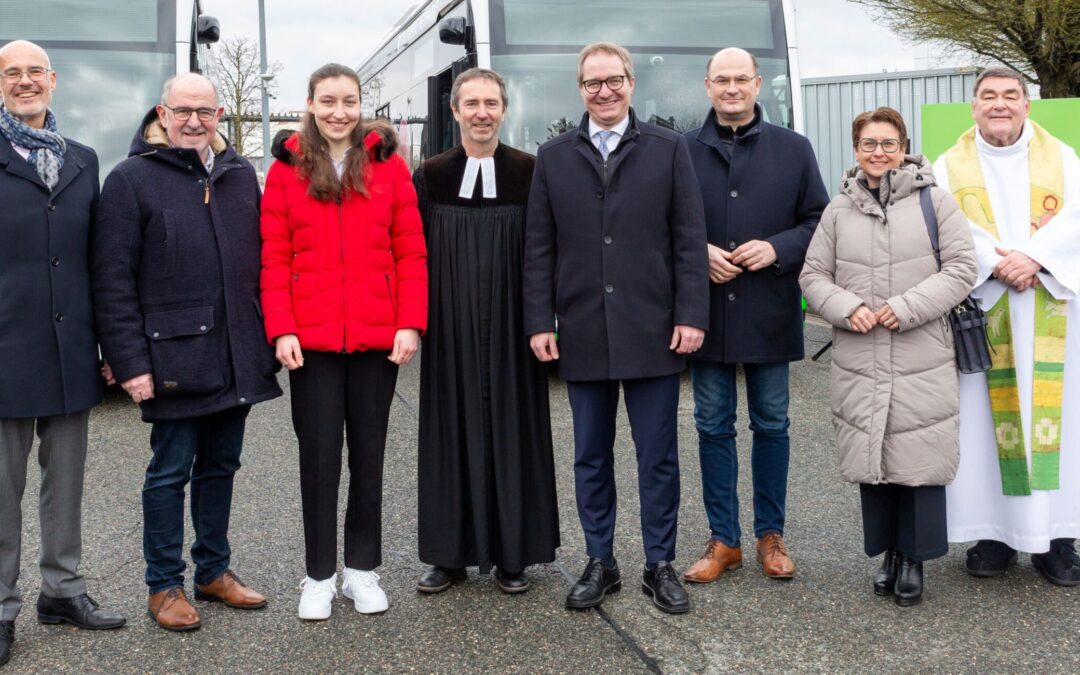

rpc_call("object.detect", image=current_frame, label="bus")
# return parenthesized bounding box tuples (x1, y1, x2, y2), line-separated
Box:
(0, 0, 219, 174)
(358, 0, 802, 168)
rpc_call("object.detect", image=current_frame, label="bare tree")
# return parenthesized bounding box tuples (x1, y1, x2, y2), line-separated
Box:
(209, 36, 284, 157)
(849, 0, 1080, 98)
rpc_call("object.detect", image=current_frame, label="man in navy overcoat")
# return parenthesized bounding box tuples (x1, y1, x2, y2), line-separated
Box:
(524, 41, 709, 615)
(0, 40, 125, 667)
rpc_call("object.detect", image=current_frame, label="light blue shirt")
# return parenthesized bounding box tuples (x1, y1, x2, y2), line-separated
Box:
(588, 115, 631, 153)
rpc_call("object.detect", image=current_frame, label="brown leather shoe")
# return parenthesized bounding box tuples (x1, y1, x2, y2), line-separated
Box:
(682, 539, 743, 583)
(755, 532, 796, 579)
(194, 570, 268, 609)
(147, 587, 201, 631)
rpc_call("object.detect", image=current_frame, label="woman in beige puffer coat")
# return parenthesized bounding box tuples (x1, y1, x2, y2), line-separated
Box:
(800, 107, 976, 607)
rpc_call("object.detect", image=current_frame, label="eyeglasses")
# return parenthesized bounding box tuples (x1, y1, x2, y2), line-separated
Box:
(161, 105, 219, 122)
(2, 67, 51, 83)
(580, 76, 627, 94)
(857, 138, 901, 153)
(708, 75, 758, 88)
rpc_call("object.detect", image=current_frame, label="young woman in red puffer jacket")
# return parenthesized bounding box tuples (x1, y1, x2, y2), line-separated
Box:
(260, 62, 426, 621)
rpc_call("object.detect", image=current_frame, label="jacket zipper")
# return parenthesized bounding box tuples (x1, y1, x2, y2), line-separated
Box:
(337, 193, 347, 352)
(200, 162, 239, 205)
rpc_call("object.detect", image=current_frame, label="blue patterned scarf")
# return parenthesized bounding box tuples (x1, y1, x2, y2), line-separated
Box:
(0, 105, 65, 190)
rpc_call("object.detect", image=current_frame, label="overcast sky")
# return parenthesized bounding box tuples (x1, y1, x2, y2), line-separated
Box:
(200, 0, 968, 112)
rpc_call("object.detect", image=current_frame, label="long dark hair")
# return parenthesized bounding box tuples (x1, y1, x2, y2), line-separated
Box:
(298, 63, 368, 201)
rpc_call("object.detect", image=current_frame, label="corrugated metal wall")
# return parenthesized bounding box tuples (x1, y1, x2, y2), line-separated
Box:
(802, 68, 978, 192)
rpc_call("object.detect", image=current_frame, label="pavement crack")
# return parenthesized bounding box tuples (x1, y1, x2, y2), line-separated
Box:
(394, 388, 418, 415)
(554, 561, 664, 674)
(398, 384, 664, 674)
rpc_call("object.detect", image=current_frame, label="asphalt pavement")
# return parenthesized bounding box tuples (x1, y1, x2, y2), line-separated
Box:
(5, 323, 1079, 673)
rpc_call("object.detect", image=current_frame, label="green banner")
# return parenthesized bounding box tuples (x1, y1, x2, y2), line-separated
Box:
(922, 98, 1080, 162)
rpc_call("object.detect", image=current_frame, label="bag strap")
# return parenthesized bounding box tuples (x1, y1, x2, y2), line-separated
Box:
(919, 186, 942, 270)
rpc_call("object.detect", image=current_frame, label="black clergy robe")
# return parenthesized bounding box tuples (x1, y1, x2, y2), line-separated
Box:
(413, 143, 560, 574)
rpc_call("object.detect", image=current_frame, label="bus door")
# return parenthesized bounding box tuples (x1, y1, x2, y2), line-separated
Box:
(424, 56, 474, 158)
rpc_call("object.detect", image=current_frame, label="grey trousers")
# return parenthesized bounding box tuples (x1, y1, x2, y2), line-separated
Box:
(0, 410, 90, 621)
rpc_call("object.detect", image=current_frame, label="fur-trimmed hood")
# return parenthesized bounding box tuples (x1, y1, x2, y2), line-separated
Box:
(270, 118, 399, 165)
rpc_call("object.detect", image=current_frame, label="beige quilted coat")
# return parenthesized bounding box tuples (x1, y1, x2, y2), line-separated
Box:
(800, 156, 977, 486)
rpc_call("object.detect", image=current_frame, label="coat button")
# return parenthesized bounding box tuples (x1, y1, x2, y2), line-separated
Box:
(48, 203, 56, 211)
(729, 240, 737, 249)
(239, 397, 247, 403)
(51, 257, 60, 266)
(200, 325, 207, 331)
(603, 235, 612, 244)
(728, 292, 735, 301)
(605, 284, 614, 294)
(152, 331, 160, 338)
(595, 191, 604, 200)
(293, 273, 299, 280)
(730, 190, 738, 198)
(54, 312, 63, 322)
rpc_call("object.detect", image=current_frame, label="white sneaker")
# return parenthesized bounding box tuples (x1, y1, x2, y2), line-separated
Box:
(298, 574, 337, 620)
(342, 568, 389, 614)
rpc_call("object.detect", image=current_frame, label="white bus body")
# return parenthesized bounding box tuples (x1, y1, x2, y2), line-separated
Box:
(359, 0, 801, 167)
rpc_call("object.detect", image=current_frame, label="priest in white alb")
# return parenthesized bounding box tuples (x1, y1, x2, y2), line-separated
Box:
(933, 67, 1080, 586)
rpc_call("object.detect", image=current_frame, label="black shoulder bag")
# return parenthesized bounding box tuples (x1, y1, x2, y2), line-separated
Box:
(919, 187, 993, 374)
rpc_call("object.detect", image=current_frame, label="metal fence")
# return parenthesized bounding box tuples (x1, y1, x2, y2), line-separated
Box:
(802, 67, 978, 192)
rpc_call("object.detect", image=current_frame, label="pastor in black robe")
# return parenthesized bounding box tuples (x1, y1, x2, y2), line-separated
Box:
(413, 143, 560, 575)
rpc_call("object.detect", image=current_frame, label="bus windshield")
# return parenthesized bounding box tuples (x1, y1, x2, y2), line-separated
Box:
(489, 0, 793, 151)
(498, 0, 776, 50)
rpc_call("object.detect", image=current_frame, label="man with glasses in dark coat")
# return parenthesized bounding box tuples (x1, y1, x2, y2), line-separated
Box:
(93, 73, 281, 632)
(0, 40, 125, 668)
(680, 47, 828, 586)
(524, 41, 709, 615)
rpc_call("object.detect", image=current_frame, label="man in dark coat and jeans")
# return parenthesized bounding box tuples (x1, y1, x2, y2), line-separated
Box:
(680, 48, 829, 585)
(92, 73, 281, 632)
(0, 39, 125, 668)
(524, 42, 709, 615)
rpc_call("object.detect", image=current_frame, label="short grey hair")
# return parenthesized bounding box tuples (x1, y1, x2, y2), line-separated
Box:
(974, 66, 1028, 99)
(160, 72, 220, 106)
(450, 68, 508, 110)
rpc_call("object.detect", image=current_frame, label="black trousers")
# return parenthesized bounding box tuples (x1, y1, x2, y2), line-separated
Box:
(859, 483, 947, 563)
(289, 350, 398, 580)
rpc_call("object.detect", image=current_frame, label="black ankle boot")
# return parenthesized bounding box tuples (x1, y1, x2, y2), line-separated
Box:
(873, 548, 898, 596)
(894, 552, 923, 607)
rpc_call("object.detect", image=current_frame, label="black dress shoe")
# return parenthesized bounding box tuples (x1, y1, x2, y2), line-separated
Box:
(1031, 539, 1080, 587)
(566, 558, 621, 609)
(416, 566, 467, 593)
(894, 552, 923, 607)
(494, 568, 531, 594)
(37, 593, 126, 630)
(0, 620, 13, 667)
(642, 562, 690, 614)
(966, 539, 1018, 577)
(873, 548, 898, 596)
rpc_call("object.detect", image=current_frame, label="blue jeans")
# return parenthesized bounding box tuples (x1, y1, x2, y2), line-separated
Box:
(689, 361, 790, 547)
(143, 405, 250, 593)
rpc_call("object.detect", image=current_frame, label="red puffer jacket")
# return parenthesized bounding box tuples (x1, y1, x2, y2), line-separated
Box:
(260, 131, 427, 352)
